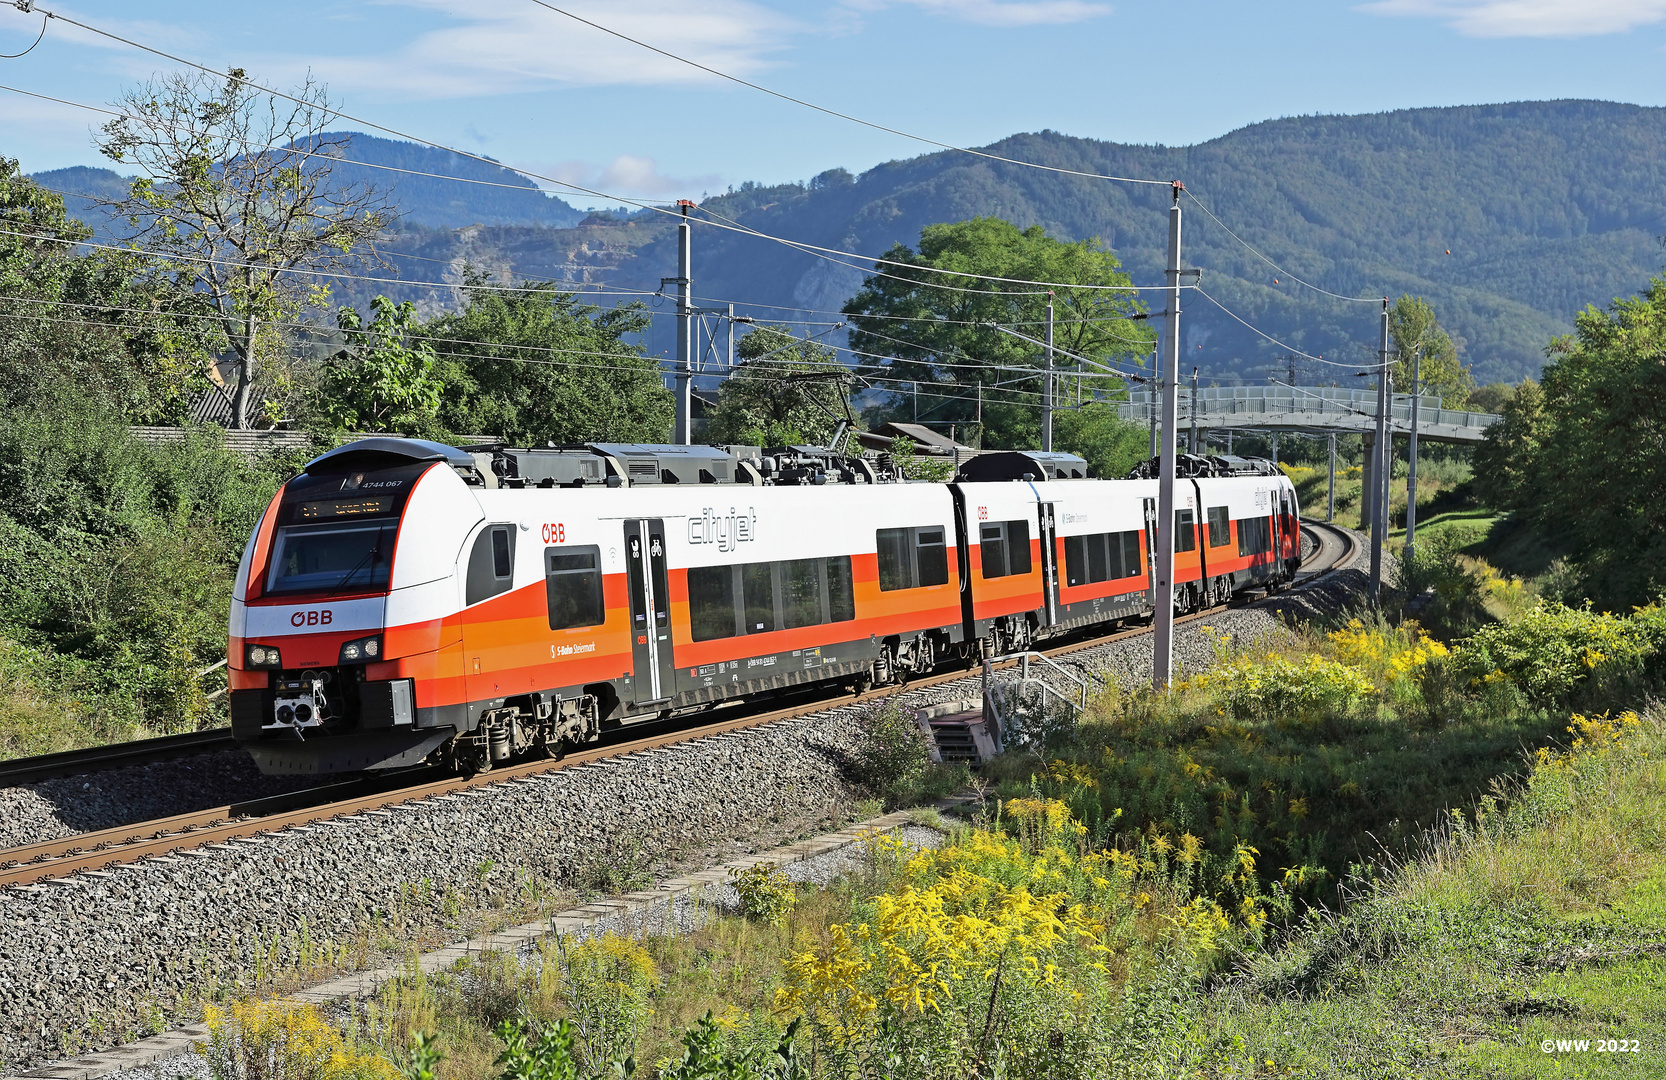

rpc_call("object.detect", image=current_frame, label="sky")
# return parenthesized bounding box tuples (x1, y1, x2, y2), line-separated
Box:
(1, 0, 1665, 206)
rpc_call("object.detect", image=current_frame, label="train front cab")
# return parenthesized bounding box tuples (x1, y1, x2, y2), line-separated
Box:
(228, 440, 485, 774)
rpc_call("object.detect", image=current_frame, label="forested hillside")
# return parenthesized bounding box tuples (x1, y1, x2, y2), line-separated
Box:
(36, 100, 1666, 385)
(35, 130, 586, 232)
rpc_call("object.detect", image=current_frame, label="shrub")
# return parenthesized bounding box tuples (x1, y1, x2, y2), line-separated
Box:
(729, 864, 797, 927)
(849, 697, 932, 806)
(777, 800, 1240, 1077)
(546, 933, 656, 1072)
(1178, 652, 1376, 722)
(1455, 602, 1650, 703)
(196, 998, 398, 1080)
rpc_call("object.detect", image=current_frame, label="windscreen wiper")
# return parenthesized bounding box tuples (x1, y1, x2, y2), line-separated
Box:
(329, 542, 382, 593)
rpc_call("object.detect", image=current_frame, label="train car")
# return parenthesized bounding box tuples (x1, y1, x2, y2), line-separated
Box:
(228, 438, 1298, 776)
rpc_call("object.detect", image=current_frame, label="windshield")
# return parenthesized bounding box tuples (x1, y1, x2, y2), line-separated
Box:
(266, 523, 398, 595)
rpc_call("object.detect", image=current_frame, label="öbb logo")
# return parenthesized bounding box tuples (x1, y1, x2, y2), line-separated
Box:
(290, 610, 334, 627)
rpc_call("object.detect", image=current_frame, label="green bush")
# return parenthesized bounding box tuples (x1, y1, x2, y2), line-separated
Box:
(1455, 602, 1652, 703)
(849, 697, 931, 805)
(728, 864, 797, 927)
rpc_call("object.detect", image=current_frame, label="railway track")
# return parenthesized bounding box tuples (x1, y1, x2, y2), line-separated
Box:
(0, 520, 1361, 890)
(0, 727, 235, 787)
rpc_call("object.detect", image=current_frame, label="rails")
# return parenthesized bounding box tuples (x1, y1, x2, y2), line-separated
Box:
(0, 727, 235, 787)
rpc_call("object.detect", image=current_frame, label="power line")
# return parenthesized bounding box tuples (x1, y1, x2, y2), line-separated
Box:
(523, 0, 1170, 190)
(0, 16, 1168, 300)
(1182, 189, 1382, 304)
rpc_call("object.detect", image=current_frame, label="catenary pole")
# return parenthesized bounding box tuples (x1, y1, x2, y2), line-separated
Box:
(1189, 366, 1199, 453)
(1043, 295, 1054, 452)
(1369, 299, 1389, 605)
(1153, 183, 1183, 691)
(1405, 343, 1421, 562)
(1327, 433, 1336, 521)
(1148, 342, 1159, 459)
(673, 202, 693, 444)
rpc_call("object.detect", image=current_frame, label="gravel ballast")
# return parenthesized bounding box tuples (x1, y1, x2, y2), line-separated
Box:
(1, 533, 1363, 1076)
(0, 753, 318, 851)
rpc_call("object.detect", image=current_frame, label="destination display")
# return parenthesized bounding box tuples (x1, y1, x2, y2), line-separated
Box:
(298, 496, 394, 520)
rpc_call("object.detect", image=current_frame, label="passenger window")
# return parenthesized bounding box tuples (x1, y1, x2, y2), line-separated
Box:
(492, 528, 512, 577)
(742, 563, 775, 633)
(1064, 535, 1086, 586)
(782, 559, 823, 630)
(826, 556, 856, 623)
(979, 523, 1006, 579)
(877, 526, 948, 591)
(688, 565, 737, 642)
(1208, 507, 1231, 548)
(877, 527, 912, 592)
(466, 525, 516, 606)
(981, 520, 1031, 579)
(1176, 510, 1197, 553)
(1089, 533, 1110, 583)
(545, 547, 603, 630)
(1120, 532, 1143, 578)
(1237, 516, 1270, 556)
(916, 527, 949, 587)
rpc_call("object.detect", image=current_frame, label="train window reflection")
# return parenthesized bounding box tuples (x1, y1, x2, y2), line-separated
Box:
(267, 523, 397, 595)
(545, 547, 603, 630)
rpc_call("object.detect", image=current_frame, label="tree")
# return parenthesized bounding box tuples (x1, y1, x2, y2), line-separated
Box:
(842, 218, 1154, 450)
(1387, 295, 1472, 406)
(1472, 377, 1545, 514)
(1509, 281, 1666, 608)
(96, 69, 392, 428)
(317, 297, 444, 434)
(420, 273, 672, 445)
(707, 324, 851, 447)
(0, 159, 208, 421)
(1466, 382, 1515, 414)
(1052, 402, 1149, 478)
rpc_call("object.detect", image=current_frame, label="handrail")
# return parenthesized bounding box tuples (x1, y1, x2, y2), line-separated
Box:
(985, 649, 1089, 719)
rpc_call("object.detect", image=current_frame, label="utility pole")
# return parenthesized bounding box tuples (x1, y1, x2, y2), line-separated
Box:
(1042, 295, 1054, 452)
(1369, 299, 1389, 606)
(1148, 342, 1159, 459)
(1153, 182, 1183, 691)
(1188, 367, 1199, 453)
(1271, 431, 1279, 464)
(672, 200, 694, 444)
(726, 303, 736, 372)
(1327, 433, 1336, 521)
(1405, 343, 1421, 563)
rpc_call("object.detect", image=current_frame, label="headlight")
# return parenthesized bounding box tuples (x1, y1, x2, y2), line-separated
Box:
(339, 635, 383, 665)
(246, 644, 282, 669)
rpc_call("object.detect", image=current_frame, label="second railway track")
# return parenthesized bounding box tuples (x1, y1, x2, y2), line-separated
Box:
(0, 519, 1362, 890)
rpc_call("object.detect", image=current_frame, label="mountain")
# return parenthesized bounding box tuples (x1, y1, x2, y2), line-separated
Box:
(35, 102, 1666, 389)
(31, 130, 586, 234)
(358, 100, 1666, 390)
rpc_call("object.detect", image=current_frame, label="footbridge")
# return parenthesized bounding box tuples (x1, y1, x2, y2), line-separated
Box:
(1114, 386, 1499, 445)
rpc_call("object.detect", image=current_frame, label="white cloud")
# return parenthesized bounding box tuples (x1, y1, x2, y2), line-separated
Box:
(1358, 0, 1666, 38)
(284, 0, 797, 100)
(544, 154, 721, 199)
(844, 0, 1111, 27)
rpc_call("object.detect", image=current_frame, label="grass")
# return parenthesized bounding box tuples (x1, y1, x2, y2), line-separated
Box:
(1199, 707, 1666, 1077)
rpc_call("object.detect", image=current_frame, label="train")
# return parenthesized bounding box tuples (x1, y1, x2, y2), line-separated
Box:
(227, 438, 1301, 775)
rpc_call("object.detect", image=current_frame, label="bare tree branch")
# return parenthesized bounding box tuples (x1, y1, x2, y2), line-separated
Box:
(96, 68, 395, 428)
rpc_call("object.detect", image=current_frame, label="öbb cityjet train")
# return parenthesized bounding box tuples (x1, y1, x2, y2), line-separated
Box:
(228, 438, 1299, 775)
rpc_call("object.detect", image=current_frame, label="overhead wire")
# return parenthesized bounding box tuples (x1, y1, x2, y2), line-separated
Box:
(0, 17, 1172, 300)
(1182, 189, 1382, 304)
(522, 0, 1170, 190)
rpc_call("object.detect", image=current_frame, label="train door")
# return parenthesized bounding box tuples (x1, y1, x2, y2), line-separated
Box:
(1038, 502, 1059, 627)
(623, 519, 675, 706)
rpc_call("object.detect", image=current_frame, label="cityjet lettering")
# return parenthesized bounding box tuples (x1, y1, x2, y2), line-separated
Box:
(687, 507, 757, 552)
